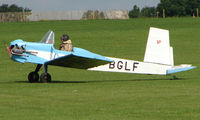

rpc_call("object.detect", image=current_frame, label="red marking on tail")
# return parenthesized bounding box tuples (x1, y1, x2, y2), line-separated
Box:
(157, 40, 161, 44)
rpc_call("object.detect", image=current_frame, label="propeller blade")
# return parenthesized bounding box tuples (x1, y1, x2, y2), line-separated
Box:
(4, 43, 12, 58)
(6, 46, 12, 58)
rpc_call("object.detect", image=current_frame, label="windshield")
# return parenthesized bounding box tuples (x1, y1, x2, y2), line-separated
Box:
(40, 30, 55, 44)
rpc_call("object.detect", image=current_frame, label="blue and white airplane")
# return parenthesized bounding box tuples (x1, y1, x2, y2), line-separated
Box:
(6, 27, 196, 83)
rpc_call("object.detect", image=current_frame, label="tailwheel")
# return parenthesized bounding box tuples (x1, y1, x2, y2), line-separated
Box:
(40, 73, 51, 83)
(170, 75, 179, 80)
(173, 75, 179, 80)
(28, 72, 39, 83)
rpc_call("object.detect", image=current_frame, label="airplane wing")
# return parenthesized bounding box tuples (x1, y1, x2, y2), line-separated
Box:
(40, 30, 55, 44)
(45, 47, 113, 69)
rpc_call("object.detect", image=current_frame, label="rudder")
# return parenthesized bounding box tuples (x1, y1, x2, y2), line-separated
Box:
(144, 27, 174, 66)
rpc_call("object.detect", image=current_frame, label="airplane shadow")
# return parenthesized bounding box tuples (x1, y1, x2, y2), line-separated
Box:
(12, 77, 186, 84)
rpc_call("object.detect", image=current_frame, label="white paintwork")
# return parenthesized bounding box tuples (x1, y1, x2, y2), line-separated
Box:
(88, 57, 172, 75)
(144, 27, 173, 66)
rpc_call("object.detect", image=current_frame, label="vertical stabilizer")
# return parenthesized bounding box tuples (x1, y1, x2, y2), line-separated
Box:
(144, 27, 174, 66)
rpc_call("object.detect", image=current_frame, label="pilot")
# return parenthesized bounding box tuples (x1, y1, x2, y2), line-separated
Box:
(59, 34, 73, 51)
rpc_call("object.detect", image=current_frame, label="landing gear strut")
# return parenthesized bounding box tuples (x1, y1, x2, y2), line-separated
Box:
(28, 64, 51, 83)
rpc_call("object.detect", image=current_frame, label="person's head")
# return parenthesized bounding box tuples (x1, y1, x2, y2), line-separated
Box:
(61, 34, 69, 41)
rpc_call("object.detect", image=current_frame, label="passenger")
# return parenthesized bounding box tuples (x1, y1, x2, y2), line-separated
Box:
(59, 34, 73, 51)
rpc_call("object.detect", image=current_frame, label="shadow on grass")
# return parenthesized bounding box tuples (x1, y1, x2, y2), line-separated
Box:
(10, 77, 186, 84)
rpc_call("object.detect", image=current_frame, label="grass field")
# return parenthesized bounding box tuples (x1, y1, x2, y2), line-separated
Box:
(0, 18, 199, 120)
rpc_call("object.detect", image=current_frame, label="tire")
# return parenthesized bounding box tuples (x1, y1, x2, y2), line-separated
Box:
(40, 73, 51, 83)
(28, 72, 39, 83)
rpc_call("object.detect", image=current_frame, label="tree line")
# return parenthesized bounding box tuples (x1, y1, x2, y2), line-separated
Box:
(0, 4, 31, 12)
(129, 0, 200, 18)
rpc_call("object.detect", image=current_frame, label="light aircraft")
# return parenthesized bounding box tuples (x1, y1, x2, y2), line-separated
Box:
(6, 27, 196, 83)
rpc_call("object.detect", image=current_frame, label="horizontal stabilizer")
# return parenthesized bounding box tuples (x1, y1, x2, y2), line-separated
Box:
(167, 64, 196, 74)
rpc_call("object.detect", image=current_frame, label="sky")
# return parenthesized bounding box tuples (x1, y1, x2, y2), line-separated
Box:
(0, 0, 160, 12)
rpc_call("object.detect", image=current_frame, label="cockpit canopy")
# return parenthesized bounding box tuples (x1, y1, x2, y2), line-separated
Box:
(40, 30, 55, 44)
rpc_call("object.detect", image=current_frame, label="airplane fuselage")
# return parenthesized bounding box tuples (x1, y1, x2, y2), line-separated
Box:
(10, 39, 195, 76)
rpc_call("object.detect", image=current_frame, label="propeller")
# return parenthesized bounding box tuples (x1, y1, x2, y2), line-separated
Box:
(4, 42, 12, 58)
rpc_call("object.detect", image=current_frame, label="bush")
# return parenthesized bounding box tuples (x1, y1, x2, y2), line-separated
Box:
(82, 10, 105, 20)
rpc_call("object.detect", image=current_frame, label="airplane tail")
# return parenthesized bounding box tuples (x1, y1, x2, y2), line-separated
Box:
(89, 27, 196, 75)
(144, 27, 174, 66)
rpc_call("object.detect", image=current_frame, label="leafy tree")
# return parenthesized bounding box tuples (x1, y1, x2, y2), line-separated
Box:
(185, 0, 200, 16)
(129, 0, 200, 17)
(0, 4, 31, 12)
(141, 7, 156, 17)
(9, 4, 23, 12)
(157, 0, 187, 17)
(82, 10, 105, 20)
(129, 5, 140, 18)
(156, 0, 200, 17)
(0, 4, 9, 12)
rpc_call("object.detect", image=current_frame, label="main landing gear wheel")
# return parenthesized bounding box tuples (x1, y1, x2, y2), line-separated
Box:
(40, 73, 51, 83)
(28, 64, 52, 83)
(28, 72, 39, 83)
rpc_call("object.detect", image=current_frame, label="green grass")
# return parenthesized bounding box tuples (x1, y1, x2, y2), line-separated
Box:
(0, 18, 199, 120)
